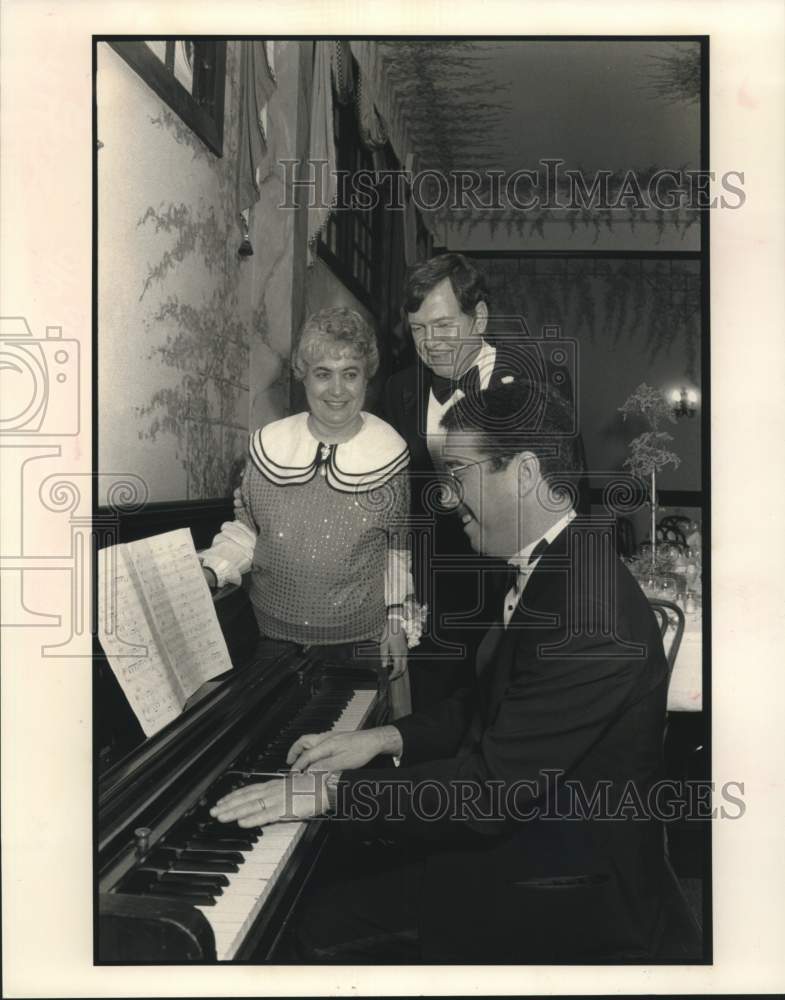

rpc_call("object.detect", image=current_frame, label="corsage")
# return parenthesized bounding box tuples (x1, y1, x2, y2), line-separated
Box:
(387, 597, 428, 649)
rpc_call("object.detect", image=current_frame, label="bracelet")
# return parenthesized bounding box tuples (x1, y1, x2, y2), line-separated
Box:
(385, 600, 427, 649)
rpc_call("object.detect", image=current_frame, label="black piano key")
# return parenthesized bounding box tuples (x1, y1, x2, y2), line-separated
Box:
(184, 837, 255, 851)
(148, 849, 239, 873)
(124, 871, 226, 895)
(170, 816, 258, 845)
(144, 885, 217, 906)
(167, 840, 248, 858)
(160, 845, 246, 864)
(169, 860, 240, 874)
(137, 868, 230, 889)
(163, 879, 223, 896)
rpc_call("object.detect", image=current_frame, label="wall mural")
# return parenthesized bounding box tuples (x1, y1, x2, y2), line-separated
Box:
(475, 257, 701, 382)
(356, 40, 701, 243)
(130, 42, 289, 500)
(471, 256, 702, 493)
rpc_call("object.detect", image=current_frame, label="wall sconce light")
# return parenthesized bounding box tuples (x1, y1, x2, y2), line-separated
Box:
(670, 386, 699, 419)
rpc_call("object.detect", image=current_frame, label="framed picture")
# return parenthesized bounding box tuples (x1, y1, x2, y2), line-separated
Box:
(108, 39, 226, 156)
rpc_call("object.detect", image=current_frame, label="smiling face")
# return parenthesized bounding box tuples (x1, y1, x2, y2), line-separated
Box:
(407, 278, 487, 379)
(443, 431, 535, 558)
(303, 350, 367, 438)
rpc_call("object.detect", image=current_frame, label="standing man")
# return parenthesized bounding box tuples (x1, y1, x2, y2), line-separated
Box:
(383, 252, 587, 708)
(212, 382, 668, 963)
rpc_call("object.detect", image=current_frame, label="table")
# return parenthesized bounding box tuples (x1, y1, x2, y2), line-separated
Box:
(665, 611, 702, 712)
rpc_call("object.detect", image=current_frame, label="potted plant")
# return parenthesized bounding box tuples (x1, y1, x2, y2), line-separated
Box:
(618, 383, 681, 571)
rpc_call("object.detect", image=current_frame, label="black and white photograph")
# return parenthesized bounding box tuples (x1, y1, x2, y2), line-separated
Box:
(94, 33, 710, 965)
(2, 2, 784, 996)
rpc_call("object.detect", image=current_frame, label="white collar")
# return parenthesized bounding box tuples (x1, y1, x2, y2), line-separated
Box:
(508, 508, 576, 571)
(249, 411, 409, 492)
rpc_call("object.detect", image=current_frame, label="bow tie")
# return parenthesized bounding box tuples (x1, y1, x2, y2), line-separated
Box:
(503, 537, 550, 593)
(431, 364, 481, 405)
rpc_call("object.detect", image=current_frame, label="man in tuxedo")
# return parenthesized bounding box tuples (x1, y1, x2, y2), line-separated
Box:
(383, 252, 588, 709)
(212, 382, 669, 963)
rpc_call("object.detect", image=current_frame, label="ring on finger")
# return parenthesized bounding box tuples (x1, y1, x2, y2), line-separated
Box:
(258, 797, 266, 810)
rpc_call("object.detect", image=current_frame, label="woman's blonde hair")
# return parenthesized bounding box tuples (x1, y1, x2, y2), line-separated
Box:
(292, 307, 379, 381)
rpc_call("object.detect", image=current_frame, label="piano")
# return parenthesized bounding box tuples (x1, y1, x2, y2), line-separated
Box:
(96, 584, 387, 962)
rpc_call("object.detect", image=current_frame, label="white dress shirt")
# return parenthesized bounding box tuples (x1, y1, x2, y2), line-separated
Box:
(426, 339, 496, 463)
(503, 509, 577, 627)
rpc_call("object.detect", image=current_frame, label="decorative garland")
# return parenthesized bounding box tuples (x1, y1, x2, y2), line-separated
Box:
(350, 40, 702, 240)
(473, 257, 701, 381)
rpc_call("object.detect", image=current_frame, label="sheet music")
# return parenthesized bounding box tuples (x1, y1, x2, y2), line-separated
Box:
(98, 528, 233, 737)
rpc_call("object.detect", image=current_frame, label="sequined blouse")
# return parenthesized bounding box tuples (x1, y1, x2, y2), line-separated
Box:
(234, 412, 411, 646)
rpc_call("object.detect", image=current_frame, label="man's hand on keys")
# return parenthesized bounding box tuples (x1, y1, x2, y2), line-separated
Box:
(287, 726, 403, 773)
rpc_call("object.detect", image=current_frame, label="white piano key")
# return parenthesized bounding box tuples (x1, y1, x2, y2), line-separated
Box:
(216, 871, 268, 886)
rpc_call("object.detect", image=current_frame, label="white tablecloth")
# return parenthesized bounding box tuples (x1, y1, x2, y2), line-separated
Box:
(666, 611, 702, 712)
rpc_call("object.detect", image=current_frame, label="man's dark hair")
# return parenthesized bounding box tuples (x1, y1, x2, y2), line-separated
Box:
(441, 381, 585, 489)
(403, 252, 490, 316)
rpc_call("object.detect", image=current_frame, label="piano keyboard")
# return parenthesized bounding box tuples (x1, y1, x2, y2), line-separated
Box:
(121, 686, 376, 961)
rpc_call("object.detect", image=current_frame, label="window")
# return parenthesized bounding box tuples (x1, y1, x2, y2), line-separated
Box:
(108, 40, 226, 156)
(318, 80, 382, 310)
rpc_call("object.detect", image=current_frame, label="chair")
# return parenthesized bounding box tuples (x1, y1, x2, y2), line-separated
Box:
(648, 598, 704, 960)
(656, 514, 691, 549)
(648, 598, 686, 685)
(653, 855, 704, 962)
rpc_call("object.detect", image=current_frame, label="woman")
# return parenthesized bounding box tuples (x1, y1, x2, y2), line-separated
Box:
(200, 307, 419, 718)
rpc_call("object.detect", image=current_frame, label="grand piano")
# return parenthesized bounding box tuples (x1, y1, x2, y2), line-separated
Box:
(96, 580, 387, 962)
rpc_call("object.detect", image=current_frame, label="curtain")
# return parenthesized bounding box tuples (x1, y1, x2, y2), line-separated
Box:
(236, 41, 277, 216)
(350, 40, 441, 243)
(350, 41, 410, 161)
(306, 41, 338, 252)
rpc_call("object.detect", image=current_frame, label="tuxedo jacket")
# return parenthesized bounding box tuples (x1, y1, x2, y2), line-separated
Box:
(337, 522, 669, 962)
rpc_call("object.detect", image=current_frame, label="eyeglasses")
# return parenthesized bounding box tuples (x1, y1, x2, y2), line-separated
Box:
(438, 456, 498, 512)
(443, 456, 497, 485)
(443, 455, 494, 508)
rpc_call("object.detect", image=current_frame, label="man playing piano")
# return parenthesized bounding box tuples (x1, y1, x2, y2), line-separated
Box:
(212, 381, 670, 963)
